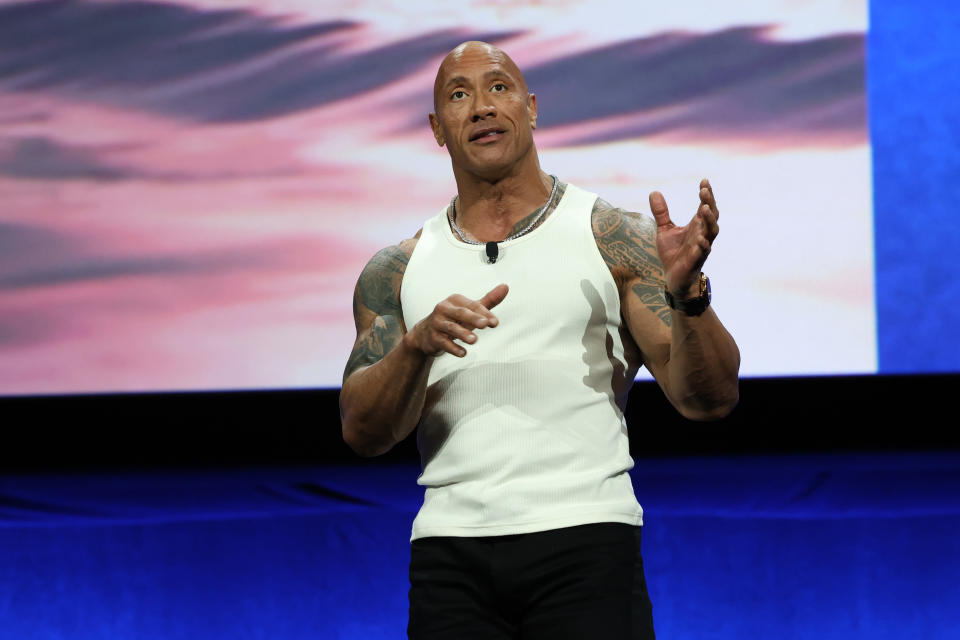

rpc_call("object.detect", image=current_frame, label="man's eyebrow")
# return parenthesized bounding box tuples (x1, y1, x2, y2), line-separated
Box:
(443, 75, 470, 90)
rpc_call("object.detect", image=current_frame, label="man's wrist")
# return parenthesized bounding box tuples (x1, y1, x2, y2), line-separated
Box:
(400, 324, 442, 361)
(664, 273, 711, 316)
(670, 277, 701, 300)
(400, 327, 424, 355)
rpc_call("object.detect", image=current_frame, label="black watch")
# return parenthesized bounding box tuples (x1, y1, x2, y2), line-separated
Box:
(664, 273, 711, 316)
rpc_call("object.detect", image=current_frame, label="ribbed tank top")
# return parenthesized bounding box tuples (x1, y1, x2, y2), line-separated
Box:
(400, 182, 643, 541)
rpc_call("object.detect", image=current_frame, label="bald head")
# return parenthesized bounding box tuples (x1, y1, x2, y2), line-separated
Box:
(428, 40, 540, 179)
(432, 41, 529, 112)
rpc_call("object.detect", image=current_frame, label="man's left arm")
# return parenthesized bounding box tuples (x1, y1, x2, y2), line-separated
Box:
(593, 179, 740, 420)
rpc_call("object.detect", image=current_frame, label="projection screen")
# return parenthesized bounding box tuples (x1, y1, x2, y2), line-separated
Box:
(1, 0, 949, 395)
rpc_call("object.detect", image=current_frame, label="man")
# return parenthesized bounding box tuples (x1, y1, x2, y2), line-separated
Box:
(339, 41, 740, 639)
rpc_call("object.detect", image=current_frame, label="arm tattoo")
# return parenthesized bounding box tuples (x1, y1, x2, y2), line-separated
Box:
(344, 314, 404, 381)
(631, 282, 673, 328)
(343, 244, 411, 382)
(592, 198, 672, 327)
(356, 245, 408, 318)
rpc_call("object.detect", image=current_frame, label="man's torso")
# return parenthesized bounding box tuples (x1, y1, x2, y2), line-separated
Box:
(398, 181, 645, 540)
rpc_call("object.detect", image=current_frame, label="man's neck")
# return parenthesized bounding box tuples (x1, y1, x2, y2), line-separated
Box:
(452, 160, 553, 242)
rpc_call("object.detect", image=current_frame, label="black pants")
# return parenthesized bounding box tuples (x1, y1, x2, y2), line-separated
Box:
(408, 522, 655, 639)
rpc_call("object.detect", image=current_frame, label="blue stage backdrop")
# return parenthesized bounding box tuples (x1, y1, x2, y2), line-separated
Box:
(870, 0, 960, 373)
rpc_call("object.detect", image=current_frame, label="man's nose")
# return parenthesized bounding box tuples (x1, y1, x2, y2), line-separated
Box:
(470, 96, 496, 122)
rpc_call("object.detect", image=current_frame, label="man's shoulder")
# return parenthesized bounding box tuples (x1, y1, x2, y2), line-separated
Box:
(590, 196, 655, 246)
(395, 233, 420, 262)
(354, 232, 421, 310)
(361, 232, 420, 276)
(589, 195, 651, 228)
(588, 195, 659, 284)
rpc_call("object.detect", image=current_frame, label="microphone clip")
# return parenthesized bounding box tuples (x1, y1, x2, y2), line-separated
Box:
(485, 241, 499, 264)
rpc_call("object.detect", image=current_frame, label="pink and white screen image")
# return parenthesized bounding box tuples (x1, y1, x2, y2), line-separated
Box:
(0, 0, 873, 394)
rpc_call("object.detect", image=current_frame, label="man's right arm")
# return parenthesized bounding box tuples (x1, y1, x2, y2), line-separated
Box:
(339, 240, 428, 457)
(339, 239, 509, 457)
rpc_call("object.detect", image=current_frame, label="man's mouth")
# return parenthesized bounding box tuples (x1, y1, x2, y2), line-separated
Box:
(469, 128, 505, 142)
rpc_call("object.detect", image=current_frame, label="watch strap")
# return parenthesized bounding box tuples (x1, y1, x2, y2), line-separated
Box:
(664, 273, 711, 316)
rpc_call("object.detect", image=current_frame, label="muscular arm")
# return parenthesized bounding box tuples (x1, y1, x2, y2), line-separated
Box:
(593, 198, 740, 420)
(339, 237, 509, 457)
(339, 240, 432, 457)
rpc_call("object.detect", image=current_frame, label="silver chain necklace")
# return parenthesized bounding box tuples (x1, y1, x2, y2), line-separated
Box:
(448, 175, 558, 245)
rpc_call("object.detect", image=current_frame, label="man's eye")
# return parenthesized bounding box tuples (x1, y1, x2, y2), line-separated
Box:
(492, 83, 507, 92)
(451, 90, 466, 100)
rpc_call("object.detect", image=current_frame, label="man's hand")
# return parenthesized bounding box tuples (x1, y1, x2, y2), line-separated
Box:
(649, 178, 720, 297)
(404, 284, 509, 358)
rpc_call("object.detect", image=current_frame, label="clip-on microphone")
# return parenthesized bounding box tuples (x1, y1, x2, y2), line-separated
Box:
(485, 241, 498, 264)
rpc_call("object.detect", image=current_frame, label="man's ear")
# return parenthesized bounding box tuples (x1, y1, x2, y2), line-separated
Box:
(527, 93, 538, 129)
(429, 113, 445, 147)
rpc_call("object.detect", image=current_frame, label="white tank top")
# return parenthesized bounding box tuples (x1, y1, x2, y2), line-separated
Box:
(400, 182, 643, 540)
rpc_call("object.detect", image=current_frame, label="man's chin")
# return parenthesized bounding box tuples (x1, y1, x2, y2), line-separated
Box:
(458, 153, 517, 181)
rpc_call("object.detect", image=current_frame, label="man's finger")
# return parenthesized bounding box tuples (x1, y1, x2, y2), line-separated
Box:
(700, 183, 719, 220)
(439, 319, 477, 344)
(700, 177, 715, 200)
(479, 284, 509, 313)
(649, 191, 673, 229)
(436, 335, 467, 358)
(449, 306, 491, 330)
(700, 205, 719, 240)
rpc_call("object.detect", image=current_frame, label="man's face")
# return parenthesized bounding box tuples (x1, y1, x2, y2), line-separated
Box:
(430, 43, 538, 180)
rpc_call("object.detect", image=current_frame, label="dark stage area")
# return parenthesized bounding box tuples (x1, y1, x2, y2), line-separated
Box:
(2, 374, 956, 469)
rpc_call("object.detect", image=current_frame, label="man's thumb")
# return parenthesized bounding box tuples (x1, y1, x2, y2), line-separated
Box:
(649, 191, 673, 229)
(480, 283, 509, 310)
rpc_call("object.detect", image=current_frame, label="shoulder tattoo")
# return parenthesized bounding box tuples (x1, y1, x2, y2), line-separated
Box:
(356, 244, 409, 319)
(343, 241, 414, 382)
(591, 198, 672, 328)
